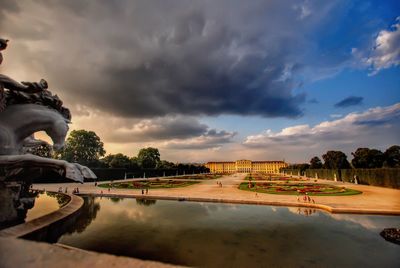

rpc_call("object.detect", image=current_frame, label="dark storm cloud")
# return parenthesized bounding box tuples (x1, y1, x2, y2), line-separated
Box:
(164, 129, 236, 150)
(0, 0, 20, 29)
(104, 116, 210, 143)
(0, 0, 20, 14)
(71, 112, 236, 149)
(1, 0, 343, 119)
(334, 96, 364, 108)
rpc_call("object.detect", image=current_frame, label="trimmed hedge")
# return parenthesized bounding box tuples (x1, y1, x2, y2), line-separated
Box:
(32, 168, 207, 183)
(341, 169, 400, 188)
(304, 169, 340, 181)
(88, 168, 208, 181)
(282, 168, 400, 189)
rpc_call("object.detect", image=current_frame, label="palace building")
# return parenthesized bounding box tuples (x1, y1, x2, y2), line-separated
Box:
(205, 160, 287, 174)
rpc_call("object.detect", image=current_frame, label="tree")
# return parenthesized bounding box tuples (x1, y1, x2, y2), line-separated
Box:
(157, 160, 176, 169)
(27, 143, 53, 158)
(309, 156, 323, 169)
(137, 147, 160, 168)
(284, 163, 310, 175)
(351, 148, 384, 168)
(322, 150, 350, 169)
(57, 130, 105, 166)
(102, 153, 131, 168)
(383, 145, 400, 167)
(130, 157, 140, 170)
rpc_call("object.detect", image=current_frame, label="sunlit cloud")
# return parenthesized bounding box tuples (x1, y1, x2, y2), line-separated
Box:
(243, 103, 400, 159)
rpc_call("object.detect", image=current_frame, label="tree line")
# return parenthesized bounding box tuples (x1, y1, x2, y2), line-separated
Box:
(285, 145, 400, 172)
(29, 129, 209, 172)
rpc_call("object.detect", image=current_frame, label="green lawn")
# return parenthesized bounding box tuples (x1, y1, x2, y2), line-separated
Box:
(239, 182, 362, 196)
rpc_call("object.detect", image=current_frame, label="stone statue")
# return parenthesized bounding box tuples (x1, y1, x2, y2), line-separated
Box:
(0, 38, 95, 183)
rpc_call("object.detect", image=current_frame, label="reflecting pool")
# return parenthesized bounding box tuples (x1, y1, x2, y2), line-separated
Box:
(25, 191, 69, 221)
(54, 197, 399, 267)
(0, 189, 68, 230)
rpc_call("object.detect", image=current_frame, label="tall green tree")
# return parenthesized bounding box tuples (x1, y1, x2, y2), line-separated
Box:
(284, 163, 310, 175)
(57, 130, 105, 166)
(157, 160, 176, 169)
(309, 156, 323, 169)
(130, 157, 140, 170)
(322, 151, 350, 169)
(351, 148, 384, 168)
(383, 145, 400, 167)
(102, 153, 131, 168)
(137, 147, 160, 168)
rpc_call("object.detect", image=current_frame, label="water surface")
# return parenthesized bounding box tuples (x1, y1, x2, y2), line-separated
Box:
(25, 192, 68, 221)
(0, 189, 67, 230)
(57, 197, 400, 267)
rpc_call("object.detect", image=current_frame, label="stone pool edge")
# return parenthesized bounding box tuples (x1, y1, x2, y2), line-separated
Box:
(0, 192, 84, 238)
(81, 193, 400, 216)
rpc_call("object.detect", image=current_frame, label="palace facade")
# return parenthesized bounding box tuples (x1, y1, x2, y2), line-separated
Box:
(205, 160, 287, 174)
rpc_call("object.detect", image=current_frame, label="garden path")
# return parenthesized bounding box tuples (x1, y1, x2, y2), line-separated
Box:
(34, 173, 400, 215)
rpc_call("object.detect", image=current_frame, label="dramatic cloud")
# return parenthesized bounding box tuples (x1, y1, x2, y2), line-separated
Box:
(104, 116, 209, 143)
(66, 110, 235, 143)
(36, 111, 236, 157)
(243, 103, 400, 159)
(1, 0, 351, 119)
(334, 96, 363, 108)
(163, 129, 236, 150)
(3, 1, 398, 163)
(353, 17, 400, 75)
(367, 17, 400, 74)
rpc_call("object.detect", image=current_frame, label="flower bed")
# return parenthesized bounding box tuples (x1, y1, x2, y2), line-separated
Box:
(99, 180, 200, 189)
(245, 174, 307, 182)
(239, 182, 362, 196)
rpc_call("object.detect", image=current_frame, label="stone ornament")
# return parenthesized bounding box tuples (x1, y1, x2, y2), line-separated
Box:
(0, 38, 95, 182)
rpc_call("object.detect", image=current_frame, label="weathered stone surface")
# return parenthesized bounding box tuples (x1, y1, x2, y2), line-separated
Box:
(0, 237, 182, 268)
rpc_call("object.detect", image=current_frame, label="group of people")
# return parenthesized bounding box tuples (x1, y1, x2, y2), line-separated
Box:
(216, 181, 223, 187)
(297, 193, 315, 204)
(141, 188, 149, 195)
(57, 186, 79, 194)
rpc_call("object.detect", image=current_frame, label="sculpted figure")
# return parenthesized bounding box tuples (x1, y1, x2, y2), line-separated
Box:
(0, 38, 95, 182)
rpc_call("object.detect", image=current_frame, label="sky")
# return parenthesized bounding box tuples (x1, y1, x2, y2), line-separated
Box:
(1, 0, 399, 163)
